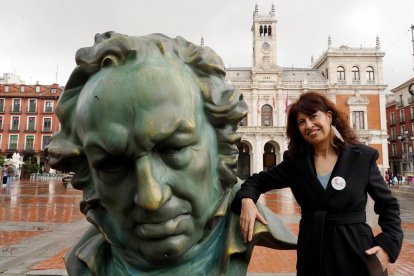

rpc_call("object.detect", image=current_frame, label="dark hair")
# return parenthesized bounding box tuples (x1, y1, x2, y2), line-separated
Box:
(286, 91, 359, 155)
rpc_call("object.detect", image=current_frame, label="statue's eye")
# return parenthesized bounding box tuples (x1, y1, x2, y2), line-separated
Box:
(101, 54, 120, 68)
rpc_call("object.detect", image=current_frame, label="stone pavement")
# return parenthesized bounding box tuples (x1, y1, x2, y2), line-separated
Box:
(0, 179, 414, 275)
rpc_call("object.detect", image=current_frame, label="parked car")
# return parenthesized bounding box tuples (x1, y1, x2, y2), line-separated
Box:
(62, 172, 75, 188)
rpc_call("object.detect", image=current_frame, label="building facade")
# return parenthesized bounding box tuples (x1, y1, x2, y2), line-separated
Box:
(226, 4, 389, 179)
(386, 77, 414, 176)
(0, 77, 63, 172)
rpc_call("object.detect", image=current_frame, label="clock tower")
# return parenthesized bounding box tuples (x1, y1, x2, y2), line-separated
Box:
(252, 3, 278, 69)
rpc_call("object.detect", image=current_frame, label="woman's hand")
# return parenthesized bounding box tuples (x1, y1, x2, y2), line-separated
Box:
(365, 246, 390, 271)
(239, 198, 268, 243)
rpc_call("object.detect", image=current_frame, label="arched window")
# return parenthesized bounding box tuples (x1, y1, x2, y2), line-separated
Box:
(366, 66, 375, 82)
(337, 66, 345, 81)
(268, 25, 272, 36)
(351, 66, 360, 81)
(261, 104, 273, 126)
(259, 25, 263, 36)
(263, 25, 268, 36)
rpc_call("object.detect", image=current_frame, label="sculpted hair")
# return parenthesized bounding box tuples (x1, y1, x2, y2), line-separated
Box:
(286, 91, 359, 156)
(47, 32, 248, 215)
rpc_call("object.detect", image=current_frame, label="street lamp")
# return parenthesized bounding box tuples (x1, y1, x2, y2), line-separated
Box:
(398, 130, 414, 175)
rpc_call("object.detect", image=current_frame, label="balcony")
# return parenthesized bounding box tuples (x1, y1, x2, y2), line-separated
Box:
(44, 108, 53, 113)
(389, 119, 395, 126)
(25, 128, 36, 133)
(42, 127, 52, 132)
(408, 96, 414, 104)
(399, 117, 406, 123)
(9, 127, 19, 132)
(27, 107, 37, 114)
(397, 101, 404, 108)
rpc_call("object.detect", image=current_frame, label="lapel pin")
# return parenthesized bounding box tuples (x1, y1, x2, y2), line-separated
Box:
(331, 176, 346, 190)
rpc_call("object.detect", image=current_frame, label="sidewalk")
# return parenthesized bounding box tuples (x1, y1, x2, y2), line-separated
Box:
(1, 180, 414, 275)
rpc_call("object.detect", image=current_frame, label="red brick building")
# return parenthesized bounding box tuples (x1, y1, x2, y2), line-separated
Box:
(386, 76, 414, 176)
(0, 81, 63, 171)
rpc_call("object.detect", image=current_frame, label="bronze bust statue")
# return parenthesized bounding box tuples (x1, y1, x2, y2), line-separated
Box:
(47, 32, 296, 275)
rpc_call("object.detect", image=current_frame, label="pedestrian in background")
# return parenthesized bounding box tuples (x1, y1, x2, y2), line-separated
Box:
(232, 92, 403, 276)
(6, 165, 14, 189)
(2, 165, 7, 189)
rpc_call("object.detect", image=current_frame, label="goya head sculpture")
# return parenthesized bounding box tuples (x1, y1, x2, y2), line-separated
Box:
(47, 32, 295, 275)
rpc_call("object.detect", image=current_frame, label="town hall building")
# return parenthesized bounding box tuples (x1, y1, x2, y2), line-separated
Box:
(226, 4, 389, 179)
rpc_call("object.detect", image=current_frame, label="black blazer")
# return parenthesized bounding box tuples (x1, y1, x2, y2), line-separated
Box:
(232, 143, 403, 276)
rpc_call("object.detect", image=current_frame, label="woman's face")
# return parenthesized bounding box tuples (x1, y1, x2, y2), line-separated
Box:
(297, 110, 332, 146)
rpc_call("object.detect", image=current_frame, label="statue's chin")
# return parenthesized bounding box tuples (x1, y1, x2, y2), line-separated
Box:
(136, 234, 195, 264)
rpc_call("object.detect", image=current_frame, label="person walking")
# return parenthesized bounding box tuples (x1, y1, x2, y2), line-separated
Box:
(2, 165, 7, 189)
(232, 92, 403, 276)
(6, 165, 14, 190)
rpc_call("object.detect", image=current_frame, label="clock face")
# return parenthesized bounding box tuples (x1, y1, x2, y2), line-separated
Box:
(261, 42, 270, 52)
(409, 83, 414, 96)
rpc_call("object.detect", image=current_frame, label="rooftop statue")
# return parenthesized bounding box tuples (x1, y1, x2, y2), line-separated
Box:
(47, 31, 296, 275)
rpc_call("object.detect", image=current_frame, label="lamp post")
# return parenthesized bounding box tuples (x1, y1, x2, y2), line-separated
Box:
(397, 130, 414, 175)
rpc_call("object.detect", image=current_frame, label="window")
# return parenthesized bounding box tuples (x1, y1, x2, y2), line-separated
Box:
(11, 116, 19, 131)
(43, 118, 52, 131)
(28, 99, 37, 112)
(27, 117, 36, 131)
(411, 107, 414, 120)
(351, 66, 360, 81)
(390, 127, 396, 140)
(366, 66, 375, 81)
(12, 99, 21, 112)
(25, 135, 34, 150)
(44, 101, 53, 113)
(391, 143, 397, 156)
(42, 135, 51, 150)
(0, 98, 4, 112)
(20, 85, 25, 93)
(0, 116, 3, 130)
(337, 66, 345, 81)
(35, 85, 41, 93)
(51, 88, 57, 93)
(4, 85, 9, 93)
(390, 112, 395, 125)
(352, 111, 365, 130)
(400, 109, 405, 123)
(9, 135, 18, 150)
(261, 104, 273, 126)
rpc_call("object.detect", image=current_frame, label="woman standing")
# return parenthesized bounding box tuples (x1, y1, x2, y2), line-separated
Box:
(232, 92, 403, 276)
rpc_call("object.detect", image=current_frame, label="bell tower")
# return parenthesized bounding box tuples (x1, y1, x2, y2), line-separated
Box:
(252, 3, 277, 69)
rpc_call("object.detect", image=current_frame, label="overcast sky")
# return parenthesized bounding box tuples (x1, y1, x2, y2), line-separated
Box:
(1, 0, 413, 90)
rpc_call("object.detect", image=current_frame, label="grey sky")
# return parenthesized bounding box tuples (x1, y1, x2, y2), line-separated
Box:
(1, 0, 413, 90)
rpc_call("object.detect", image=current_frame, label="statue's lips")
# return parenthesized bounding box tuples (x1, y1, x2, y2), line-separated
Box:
(133, 214, 191, 239)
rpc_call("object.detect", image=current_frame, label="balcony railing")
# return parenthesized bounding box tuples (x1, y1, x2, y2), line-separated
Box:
(389, 119, 395, 126)
(399, 117, 406, 123)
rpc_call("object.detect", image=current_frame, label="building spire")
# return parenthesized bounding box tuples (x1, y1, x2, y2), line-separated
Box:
(270, 3, 275, 15)
(311, 55, 314, 67)
(254, 3, 258, 15)
(200, 36, 204, 46)
(376, 35, 380, 50)
(328, 35, 332, 49)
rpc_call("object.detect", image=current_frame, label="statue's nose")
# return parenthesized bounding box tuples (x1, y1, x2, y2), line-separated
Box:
(133, 156, 171, 211)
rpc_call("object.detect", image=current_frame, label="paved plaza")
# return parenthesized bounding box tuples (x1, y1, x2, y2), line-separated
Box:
(0, 179, 414, 275)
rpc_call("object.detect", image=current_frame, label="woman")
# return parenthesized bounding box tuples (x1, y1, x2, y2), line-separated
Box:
(231, 92, 403, 276)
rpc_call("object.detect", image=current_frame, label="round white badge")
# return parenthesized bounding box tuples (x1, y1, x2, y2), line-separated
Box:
(331, 176, 346, 190)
